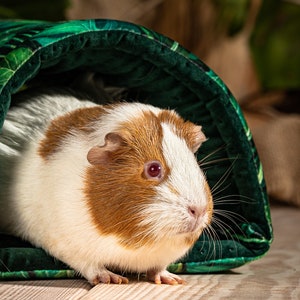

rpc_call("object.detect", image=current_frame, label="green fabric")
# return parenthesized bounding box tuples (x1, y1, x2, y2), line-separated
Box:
(0, 19, 272, 280)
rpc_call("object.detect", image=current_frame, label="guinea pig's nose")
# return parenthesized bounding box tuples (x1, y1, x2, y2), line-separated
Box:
(188, 206, 206, 219)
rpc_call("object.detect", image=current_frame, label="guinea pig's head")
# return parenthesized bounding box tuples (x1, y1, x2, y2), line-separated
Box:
(84, 103, 213, 249)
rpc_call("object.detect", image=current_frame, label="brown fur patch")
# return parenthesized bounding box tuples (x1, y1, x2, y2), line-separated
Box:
(84, 110, 170, 249)
(185, 232, 202, 246)
(38, 106, 105, 159)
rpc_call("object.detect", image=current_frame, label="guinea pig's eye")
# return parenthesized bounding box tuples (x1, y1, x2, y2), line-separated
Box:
(144, 160, 163, 180)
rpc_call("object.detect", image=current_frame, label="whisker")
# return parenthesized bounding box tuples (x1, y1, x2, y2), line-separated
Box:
(0, 259, 11, 272)
(209, 219, 239, 257)
(213, 194, 257, 205)
(203, 226, 223, 261)
(198, 149, 258, 265)
(200, 158, 233, 167)
(211, 217, 235, 239)
(212, 182, 232, 197)
(211, 160, 236, 194)
(198, 229, 213, 262)
(198, 146, 226, 165)
(213, 209, 249, 238)
(214, 209, 249, 225)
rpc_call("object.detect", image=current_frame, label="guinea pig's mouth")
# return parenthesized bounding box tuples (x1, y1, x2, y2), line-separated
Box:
(177, 218, 208, 235)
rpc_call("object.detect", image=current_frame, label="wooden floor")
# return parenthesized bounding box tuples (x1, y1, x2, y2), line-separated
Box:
(1, 205, 299, 300)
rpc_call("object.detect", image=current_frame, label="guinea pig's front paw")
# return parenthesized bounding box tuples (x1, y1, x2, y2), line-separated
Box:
(147, 269, 186, 285)
(90, 269, 129, 285)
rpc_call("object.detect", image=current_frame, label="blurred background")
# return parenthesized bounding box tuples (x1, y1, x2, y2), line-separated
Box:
(1, 0, 299, 207)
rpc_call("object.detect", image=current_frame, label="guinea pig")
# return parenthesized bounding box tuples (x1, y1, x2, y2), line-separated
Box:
(0, 93, 213, 285)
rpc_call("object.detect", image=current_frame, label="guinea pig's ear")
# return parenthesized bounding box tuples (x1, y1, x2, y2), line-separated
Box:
(87, 132, 124, 165)
(191, 125, 207, 153)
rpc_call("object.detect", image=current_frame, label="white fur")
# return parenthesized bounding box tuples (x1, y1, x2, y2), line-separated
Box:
(140, 123, 210, 236)
(0, 95, 209, 283)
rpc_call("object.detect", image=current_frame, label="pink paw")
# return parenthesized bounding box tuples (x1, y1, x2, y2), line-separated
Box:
(147, 269, 186, 285)
(92, 269, 129, 285)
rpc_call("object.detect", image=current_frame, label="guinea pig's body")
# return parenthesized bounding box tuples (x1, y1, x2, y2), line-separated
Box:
(0, 94, 213, 285)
